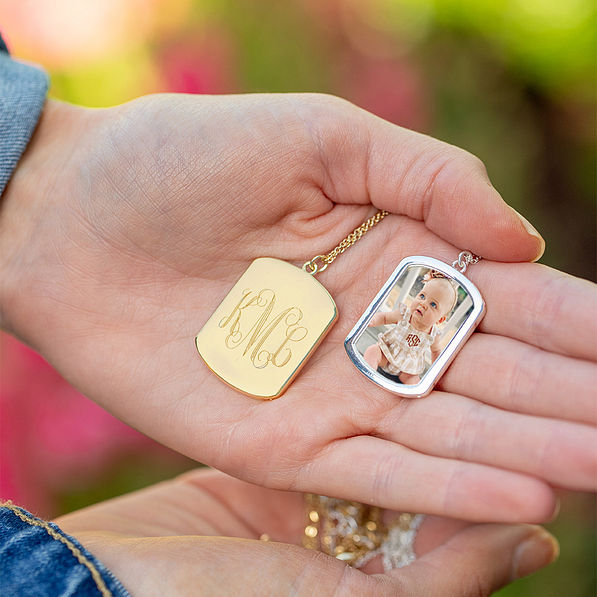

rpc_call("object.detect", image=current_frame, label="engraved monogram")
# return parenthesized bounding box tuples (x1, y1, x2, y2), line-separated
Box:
(405, 333, 421, 348)
(218, 288, 309, 369)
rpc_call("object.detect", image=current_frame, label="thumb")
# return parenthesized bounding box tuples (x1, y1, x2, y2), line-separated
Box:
(393, 523, 559, 597)
(309, 95, 544, 262)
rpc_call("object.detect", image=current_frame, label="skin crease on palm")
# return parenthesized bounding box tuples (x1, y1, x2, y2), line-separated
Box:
(1, 93, 596, 526)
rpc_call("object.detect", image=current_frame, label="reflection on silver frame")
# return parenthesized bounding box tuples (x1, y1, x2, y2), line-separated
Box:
(344, 256, 485, 398)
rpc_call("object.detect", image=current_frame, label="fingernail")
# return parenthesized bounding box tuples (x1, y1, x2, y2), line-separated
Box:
(512, 528, 559, 580)
(510, 207, 545, 261)
(549, 497, 561, 522)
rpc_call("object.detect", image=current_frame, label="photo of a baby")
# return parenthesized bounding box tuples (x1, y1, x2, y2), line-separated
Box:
(355, 267, 474, 386)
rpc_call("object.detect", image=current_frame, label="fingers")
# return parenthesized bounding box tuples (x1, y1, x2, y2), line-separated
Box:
(137, 534, 438, 597)
(295, 435, 556, 523)
(79, 533, 387, 597)
(472, 261, 597, 361)
(75, 521, 557, 597)
(57, 466, 307, 544)
(395, 524, 558, 596)
(332, 217, 595, 363)
(375, 392, 597, 492)
(177, 468, 305, 542)
(62, 473, 556, 597)
(439, 333, 597, 425)
(306, 94, 544, 262)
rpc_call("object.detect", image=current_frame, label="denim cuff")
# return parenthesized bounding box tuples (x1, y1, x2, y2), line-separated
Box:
(0, 39, 50, 196)
(0, 503, 131, 597)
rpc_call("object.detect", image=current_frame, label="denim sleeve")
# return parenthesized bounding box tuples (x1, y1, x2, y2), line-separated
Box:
(0, 503, 131, 597)
(0, 35, 49, 196)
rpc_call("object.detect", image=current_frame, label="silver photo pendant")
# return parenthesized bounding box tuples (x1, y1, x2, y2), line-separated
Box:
(344, 255, 485, 398)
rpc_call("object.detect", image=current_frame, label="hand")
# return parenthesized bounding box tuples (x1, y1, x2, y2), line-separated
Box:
(1, 93, 594, 521)
(54, 468, 558, 597)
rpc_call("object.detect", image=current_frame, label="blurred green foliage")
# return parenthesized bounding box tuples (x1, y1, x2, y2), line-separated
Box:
(207, 0, 332, 93)
(497, 492, 596, 597)
(378, 0, 596, 94)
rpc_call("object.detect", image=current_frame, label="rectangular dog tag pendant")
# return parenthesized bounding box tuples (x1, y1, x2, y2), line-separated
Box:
(195, 257, 338, 399)
(344, 255, 485, 398)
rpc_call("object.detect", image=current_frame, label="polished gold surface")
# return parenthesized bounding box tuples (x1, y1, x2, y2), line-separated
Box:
(195, 258, 337, 399)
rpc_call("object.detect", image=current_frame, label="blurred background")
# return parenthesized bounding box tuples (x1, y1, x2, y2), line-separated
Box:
(0, 1, 595, 595)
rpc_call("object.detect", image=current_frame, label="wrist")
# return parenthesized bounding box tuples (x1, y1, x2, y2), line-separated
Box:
(0, 99, 91, 340)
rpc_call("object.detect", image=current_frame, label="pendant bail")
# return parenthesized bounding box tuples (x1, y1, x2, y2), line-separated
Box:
(302, 255, 329, 275)
(452, 251, 481, 273)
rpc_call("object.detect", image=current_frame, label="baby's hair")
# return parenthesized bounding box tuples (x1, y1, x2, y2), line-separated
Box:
(421, 269, 458, 315)
(422, 269, 446, 281)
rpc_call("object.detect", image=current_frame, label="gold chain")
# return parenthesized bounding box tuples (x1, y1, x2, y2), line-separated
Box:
(302, 210, 389, 275)
(303, 494, 386, 563)
(303, 494, 422, 569)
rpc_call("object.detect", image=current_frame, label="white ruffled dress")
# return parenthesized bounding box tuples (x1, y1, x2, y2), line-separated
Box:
(377, 303, 439, 376)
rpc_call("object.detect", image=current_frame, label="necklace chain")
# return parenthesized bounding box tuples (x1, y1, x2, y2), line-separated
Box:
(303, 493, 424, 571)
(302, 210, 389, 275)
(302, 210, 481, 275)
(452, 251, 481, 273)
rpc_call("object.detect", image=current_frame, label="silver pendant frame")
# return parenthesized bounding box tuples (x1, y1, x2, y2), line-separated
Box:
(344, 256, 485, 398)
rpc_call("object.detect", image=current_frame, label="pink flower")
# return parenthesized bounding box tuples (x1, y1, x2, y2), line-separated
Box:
(0, 333, 171, 518)
(339, 54, 428, 130)
(156, 30, 237, 95)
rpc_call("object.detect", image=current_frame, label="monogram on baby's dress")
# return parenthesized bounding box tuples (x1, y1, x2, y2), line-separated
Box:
(405, 334, 421, 347)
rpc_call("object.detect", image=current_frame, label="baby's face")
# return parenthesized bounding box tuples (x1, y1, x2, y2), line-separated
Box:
(409, 279, 455, 331)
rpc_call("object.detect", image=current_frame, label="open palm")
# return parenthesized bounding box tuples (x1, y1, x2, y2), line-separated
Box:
(54, 468, 556, 597)
(2, 93, 595, 522)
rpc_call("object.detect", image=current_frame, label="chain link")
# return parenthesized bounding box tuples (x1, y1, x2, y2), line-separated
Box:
(452, 251, 481, 273)
(302, 212, 480, 276)
(302, 210, 389, 275)
(303, 493, 424, 571)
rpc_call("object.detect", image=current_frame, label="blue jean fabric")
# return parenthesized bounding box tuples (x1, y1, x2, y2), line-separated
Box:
(0, 35, 49, 195)
(0, 35, 130, 596)
(0, 504, 130, 597)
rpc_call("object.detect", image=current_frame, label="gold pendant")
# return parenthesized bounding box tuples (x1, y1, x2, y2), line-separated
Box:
(195, 257, 338, 399)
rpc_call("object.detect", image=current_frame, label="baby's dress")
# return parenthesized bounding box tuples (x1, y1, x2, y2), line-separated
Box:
(377, 303, 440, 376)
